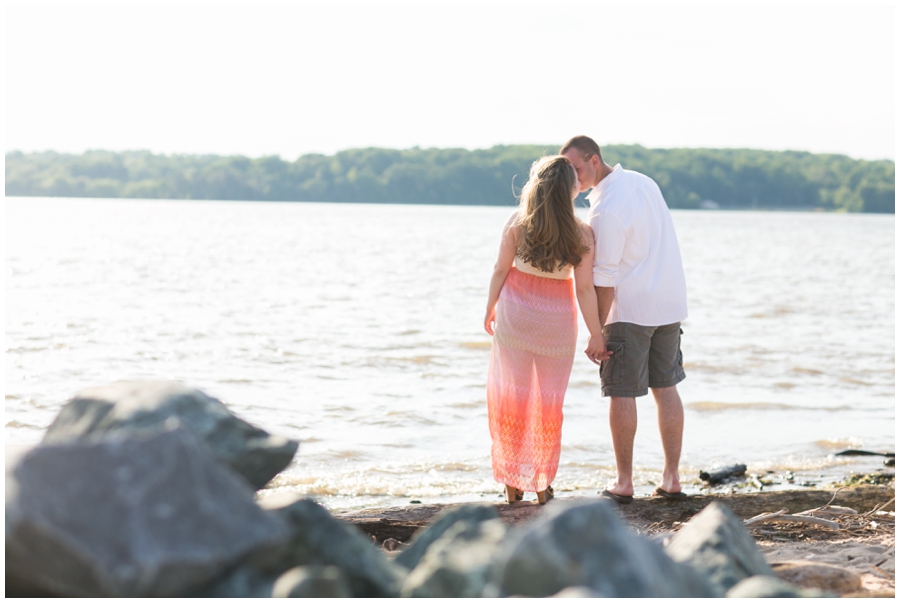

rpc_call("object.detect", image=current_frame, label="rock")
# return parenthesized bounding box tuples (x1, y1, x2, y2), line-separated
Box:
(394, 503, 499, 570)
(772, 561, 861, 594)
(194, 565, 278, 598)
(42, 380, 298, 489)
(726, 575, 806, 597)
(5, 426, 289, 597)
(400, 518, 509, 597)
(272, 566, 353, 598)
(486, 499, 716, 598)
(665, 501, 776, 595)
(260, 498, 406, 597)
(550, 586, 604, 597)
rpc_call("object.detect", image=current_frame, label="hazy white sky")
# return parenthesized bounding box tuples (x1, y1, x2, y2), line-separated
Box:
(5, 2, 896, 160)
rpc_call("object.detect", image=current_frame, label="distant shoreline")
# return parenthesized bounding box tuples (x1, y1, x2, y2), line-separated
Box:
(5, 146, 895, 213)
(4, 196, 894, 215)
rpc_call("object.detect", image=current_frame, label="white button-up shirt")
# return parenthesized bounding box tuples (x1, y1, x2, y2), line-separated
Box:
(587, 164, 688, 327)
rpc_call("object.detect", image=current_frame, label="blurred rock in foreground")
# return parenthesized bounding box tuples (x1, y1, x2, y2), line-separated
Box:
(665, 501, 777, 595)
(6, 426, 289, 597)
(42, 380, 298, 489)
(486, 498, 717, 598)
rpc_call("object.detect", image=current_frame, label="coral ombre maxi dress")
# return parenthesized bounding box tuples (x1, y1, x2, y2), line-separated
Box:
(487, 262, 577, 493)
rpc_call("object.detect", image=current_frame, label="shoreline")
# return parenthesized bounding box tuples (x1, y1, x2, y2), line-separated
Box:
(327, 485, 895, 596)
(331, 485, 895, 542)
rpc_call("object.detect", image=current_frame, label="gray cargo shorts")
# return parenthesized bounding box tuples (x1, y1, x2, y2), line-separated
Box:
(599, 322, 685, 398)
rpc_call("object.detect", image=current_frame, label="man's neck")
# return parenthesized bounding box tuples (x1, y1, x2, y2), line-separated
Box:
(593, 162, 614, 187)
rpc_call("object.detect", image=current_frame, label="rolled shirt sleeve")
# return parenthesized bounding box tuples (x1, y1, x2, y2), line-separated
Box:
(591, 210, 626, 287)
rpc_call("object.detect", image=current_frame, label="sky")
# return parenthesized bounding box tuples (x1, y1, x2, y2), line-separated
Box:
(4, 2, 896, 161)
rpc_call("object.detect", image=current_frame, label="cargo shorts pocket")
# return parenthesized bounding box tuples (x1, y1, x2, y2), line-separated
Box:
(677, 328, 684, 367)
(600, 338, 627, 386)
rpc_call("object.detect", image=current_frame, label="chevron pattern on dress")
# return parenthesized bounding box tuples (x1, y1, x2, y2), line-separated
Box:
(486, 266, 577, 493)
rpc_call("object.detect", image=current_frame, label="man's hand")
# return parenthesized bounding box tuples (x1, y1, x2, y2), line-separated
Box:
(584, 332, 611, 365)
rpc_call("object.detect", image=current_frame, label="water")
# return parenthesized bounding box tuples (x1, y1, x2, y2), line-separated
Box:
(5, 198, 894, 509)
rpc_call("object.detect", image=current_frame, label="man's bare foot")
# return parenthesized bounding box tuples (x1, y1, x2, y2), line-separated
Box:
(605, 479, 634, 498)
(659, 474, 681, 494)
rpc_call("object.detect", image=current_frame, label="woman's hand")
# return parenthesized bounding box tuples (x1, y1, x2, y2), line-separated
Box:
(584, 332, 610, 365)
(484, 307, 496, 335)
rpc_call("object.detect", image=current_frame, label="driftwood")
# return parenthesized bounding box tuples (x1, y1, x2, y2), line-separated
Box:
(835, 449, 894, 458)
(334, 485, 895, 544)
(749, 514, 841, 530)
(744, 508, 789, 526)
(699, 464, 747, 485)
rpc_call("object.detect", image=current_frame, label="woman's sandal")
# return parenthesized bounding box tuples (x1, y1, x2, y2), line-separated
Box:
(536, 485, 554, 505)
(504, 485, 524, 504)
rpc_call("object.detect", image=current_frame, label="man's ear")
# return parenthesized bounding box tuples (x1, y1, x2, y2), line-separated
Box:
(590, 154, 601, 169)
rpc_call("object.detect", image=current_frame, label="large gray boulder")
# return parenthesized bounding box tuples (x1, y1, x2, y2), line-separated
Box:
(42, 380, 298, 489)
(272, 498, 406, 596)
(395, 503, 499, 570)
(486, 499, 716, 597)
(202, 497, 406, 597)
(401, 518, 509, 597)
(726, 575, 806, 598)
(665, 501, 777, 595)
(272, 566, 353, 598)
(6, 426, 290, 597)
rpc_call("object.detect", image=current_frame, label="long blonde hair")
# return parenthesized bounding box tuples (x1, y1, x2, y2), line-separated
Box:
(515, 155, 587, 272)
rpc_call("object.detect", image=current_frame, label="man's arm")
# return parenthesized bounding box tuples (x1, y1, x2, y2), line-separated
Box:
(590, 208, 624, 328)
(595, 286, 615, 328)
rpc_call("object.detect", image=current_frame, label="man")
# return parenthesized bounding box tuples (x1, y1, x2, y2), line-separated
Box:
(561, 135, 688, 502)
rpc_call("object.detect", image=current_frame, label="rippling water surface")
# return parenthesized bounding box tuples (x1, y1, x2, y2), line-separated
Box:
(5, 198, 894, 508)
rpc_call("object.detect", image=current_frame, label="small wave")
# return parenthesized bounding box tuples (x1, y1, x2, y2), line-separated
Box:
(404, 355, 440, 365)
(747, 455, 858, 472)
(774, 382, 797, 389)
(749, 306, 794, 318)
(6, 420, 41, 430)
(6, 345, 47, 353)
(792, 367, 824, 375)
(219, 378, 253, 384)
(459, 341, 491, 350)
(400, 329, 421, 336)
(682, 362, 743, 374)
(685, 401, 855, 412)
(324, 405, 355, 413)
(569, 380, 597, 388)
(370, 411, 439, 427)
(448, 400, 483, 409)
(367, 355, 443, 367)
(318, 449, 368, 461)
(840, 376, 873, 386)
(814, 437, 865, 451)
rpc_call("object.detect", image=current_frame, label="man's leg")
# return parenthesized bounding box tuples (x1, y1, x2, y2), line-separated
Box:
(608, 396, 637, 496)
(650, 385, 683, 493)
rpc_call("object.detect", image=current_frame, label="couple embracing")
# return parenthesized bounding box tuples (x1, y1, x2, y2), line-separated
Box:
(484, 136, 688, 505)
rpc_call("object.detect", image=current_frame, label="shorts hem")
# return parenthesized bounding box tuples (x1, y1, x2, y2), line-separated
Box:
(649, 371, 686, 389)
(602, 387, 649, 398)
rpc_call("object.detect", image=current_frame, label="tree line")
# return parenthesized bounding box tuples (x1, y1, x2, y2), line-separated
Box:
(5, 145, 895, 213)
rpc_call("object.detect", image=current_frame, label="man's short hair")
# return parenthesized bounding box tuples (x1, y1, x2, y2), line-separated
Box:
(560, 135, 602, 162)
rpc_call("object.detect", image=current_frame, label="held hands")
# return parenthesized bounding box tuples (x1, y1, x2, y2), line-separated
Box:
(584, 332, 612, 365)
(484, 307, 496, 335)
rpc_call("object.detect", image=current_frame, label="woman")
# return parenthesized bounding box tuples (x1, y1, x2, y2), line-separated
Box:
(484, 155, 607, 504)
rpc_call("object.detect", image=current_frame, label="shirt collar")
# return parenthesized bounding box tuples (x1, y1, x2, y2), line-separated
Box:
(587, 164, 623, 205)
